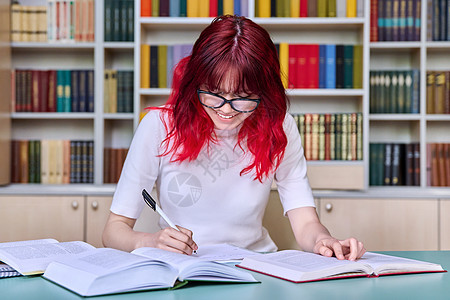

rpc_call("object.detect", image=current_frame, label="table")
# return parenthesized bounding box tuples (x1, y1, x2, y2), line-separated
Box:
(1, 251, 450, 300)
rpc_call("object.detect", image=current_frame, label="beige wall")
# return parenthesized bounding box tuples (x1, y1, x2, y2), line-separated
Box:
(0, 0, 11, 185)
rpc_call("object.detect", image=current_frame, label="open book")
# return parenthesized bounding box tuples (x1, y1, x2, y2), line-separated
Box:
(0, 239, 257, 296)
(237, 250, 445, 283)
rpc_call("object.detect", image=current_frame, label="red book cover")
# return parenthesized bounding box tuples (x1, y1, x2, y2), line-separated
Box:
(11, 141, 20, 183)
(31, 70, 40, 112)
(210, 0, 218, 16)
(288, 44, 298, 88)
(413, 142, 420, 186)
(47, 70, 57, 112)
(426, 143, 432, 186)
(306, 44, 319, 89)
(141, 0, 152, 17)
(370, 0, 378, 41)
(300, 0, 308, 17)
(39, 70, 49, 112)
(297, 45, 307, 88)
(446, 143, 450, 186)
(438, 143, 447, 186)
(431, 144, 438, 186)
(11, 70, 16, 113)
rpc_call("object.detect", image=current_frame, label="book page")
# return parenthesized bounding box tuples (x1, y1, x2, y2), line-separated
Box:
(0, 238, 58, 248)
(0, 241, 95, 275)
(191, 244, 257, 262)
(359, 252, 444, 275)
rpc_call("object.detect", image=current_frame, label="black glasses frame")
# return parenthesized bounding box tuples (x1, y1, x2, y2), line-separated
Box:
(197, 89, 260, 113)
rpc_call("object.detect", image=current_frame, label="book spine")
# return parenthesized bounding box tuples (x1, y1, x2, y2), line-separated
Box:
(325, 44, 336, 89)
(384, 143, 392, 185)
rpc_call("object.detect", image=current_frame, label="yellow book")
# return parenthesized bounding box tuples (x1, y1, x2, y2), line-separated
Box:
(158, 45, 168, 88)
(140, 44, 150, 89)
(352, 45, 362, 89)
(223, 0, 234, 15)
(347, 0, 356, 17)
(152, 0, 159, 17)
(104, 70, 111, 113)
(187, 0, 198, 17)
(291, 0, 300, 18)
(110, 70, 117, 113)
(198, 0, 209, 17)
(279, 43, 289, 89)
(258, 0, 270, 18)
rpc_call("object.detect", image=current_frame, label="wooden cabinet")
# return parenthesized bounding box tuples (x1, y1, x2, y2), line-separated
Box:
(440, 200, 450, 250)
(85, 196, 113, 248)
(0, 196, 84, 242)
(318, 198, 439, 251)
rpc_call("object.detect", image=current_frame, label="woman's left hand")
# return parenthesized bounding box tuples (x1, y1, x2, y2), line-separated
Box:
(313, 237, 366, 261)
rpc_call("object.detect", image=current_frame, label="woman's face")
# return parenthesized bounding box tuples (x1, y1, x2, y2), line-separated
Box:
(199, 76, 259, 131)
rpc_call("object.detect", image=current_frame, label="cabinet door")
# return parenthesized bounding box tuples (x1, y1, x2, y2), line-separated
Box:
(86, 196, 112, 248)
(440, 200, 450, 250)
(0, 196, 84, 242)
(318, 198, 438, 251)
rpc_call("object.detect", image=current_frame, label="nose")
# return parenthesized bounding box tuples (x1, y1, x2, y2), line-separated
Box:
(220, 102, 234, 114)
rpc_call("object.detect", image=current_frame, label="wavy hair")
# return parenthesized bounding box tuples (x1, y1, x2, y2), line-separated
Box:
(154, 15, 288, 182)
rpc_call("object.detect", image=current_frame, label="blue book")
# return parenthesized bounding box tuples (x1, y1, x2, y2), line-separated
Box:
(318, 45, 326, 89)
(64, 70, 71, 112)
(78, 70, 87, 112)
(87, 70, 94, 113)
(56, 70, 64, 112)
(325, 44, 336, 89)
(234, 0, 241, 15)
(170, 0, 180, 17)
(71, 70, 79, 112)
(240, 0, 248, 17)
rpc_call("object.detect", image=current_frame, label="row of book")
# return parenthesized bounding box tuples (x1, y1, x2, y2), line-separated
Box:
(281, 44, 362, 89)
(426, 71, 450, 114)
(12, 69, 94, 113)
(140, 44, 193, 89)
(428, 0, 450, 41)
(103, 148, 128, 183)
(10, 0, 95, 43)
(141, 0, 249, 17)
(370, 143, 420, 186)
(256, 0, 364, 18)
(370, 0, 421, 42)
(104, 70, 134, 113)
(369, 70, 420, 114)
(293, 113, 363, 161)
(104, 0, 135, 42)
(428, 143, 450, 187)
(11, 140, 94, 184)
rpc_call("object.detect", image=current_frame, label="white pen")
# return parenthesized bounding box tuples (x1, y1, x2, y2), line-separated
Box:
(142, 189, 197, 254)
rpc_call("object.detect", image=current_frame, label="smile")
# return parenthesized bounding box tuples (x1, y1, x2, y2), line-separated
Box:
(216, 112, 235, 119)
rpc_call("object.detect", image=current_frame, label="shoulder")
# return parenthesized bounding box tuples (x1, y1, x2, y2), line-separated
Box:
(139, 108, 170, 132)
(282, 113, 298, 135)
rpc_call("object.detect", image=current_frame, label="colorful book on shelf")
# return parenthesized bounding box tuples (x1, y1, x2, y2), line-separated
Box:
(237, 250, 445, 283)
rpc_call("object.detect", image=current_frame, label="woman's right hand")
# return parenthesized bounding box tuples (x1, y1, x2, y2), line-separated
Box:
(137, 226, 198, 255)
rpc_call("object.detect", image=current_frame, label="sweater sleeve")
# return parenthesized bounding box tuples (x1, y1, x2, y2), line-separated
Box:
(110, 110, 163, 219)
(274, 114, 315, 215)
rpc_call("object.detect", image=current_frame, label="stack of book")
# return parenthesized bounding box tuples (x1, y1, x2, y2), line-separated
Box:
(280, 44, 363, 89)
(427, 143, 450, 187)
(103, 148, 128, 183)
(104, 70, 134, 113)
(256, 0, 364, 17)
(12, 69, 95, 113)
(11, 140, 94, 184)
(426, 71, 450, 114)
(11, 0, 95, 43)
(141, 0, 248, 17)
(369, 70, 420, 114)
(104, 0, 134, 42)
(370, 142, 420, 186)
(370, 0, 421, 42)
(427, 0, 450, 41)
(293, 113, 363, 161)
(140, 44, 193, 89)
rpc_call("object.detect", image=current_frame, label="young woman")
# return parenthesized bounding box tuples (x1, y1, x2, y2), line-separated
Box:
(103, 15, 365, 261)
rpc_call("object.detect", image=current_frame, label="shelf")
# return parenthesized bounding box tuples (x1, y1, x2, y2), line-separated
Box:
(11, 113, 96, 120)
(426, 41, 450, 49)
(11, 42, 96, 50)
(369, 114, 421, 121)
(370, 42, 421, 51)
(0, 184, 116, 196)
(103, 113, 134, 120)
(104, 42, 135, 49)
(426, 115, 450, 121)
(140, 88, 171, 95)
(253, 17, 365, 30)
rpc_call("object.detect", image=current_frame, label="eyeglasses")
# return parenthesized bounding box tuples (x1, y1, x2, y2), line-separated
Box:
(197, 90, 260, 113)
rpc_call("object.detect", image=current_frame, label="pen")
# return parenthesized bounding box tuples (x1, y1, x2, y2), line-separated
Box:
(142, 189, 198, 254)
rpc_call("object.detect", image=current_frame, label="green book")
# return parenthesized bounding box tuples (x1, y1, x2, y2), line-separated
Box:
(335, 114, 342, 160)
(56, 70, 64, 113)
(383, 71, 391, 113)
(327, 0, 336, 17)
(28, 140, 36, 183)
(370, 143, 377, 186)
(276, 0, 283, 17)
(397, 71, 405, 113)
(64, 70, 71, 112)
(104, 0, 112, 41)
(390, 71, 398, 113)
(180, 0, 187, 17)
(127, 0, 134, 41)
(352, 45, 362, 89)
(370, 71, 376, 113)
(329, 114, 335, 160)
(152, 0, 159, 16)
(343, 45, 353, 89)
(158, 45, 168, 88)
(404, 70, 412, 113)
(356, 113, 363, 161)
(318, 0, 327, 17)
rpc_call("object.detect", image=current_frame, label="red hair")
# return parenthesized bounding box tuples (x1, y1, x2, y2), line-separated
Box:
(154, 15, 288, 182)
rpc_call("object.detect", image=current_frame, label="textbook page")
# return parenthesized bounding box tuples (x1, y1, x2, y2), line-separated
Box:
(0, 240, 96, 275)
(359, 252, 445, 275)
(191, 244, 257, 262)
(132, 247, 258, 282)
(43, 248, 178, 296)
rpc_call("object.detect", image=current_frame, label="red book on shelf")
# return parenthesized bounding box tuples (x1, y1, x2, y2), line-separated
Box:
(438, 143, 447, 187)
(370, 0, 378, 41)
(297, 45, 307, 88)
(288, 44, 298, 88)
(413, 142, 420, 186)
(47, 70, 57, 112)
(431, 144, 438, 186)
(11, 141, 20, 183)
(300, 0, 308, 17)
(306, 44, 319, 89)
(141, 0, 152, 17)
(39, 70, 49, 113)
(209, 0, 218, 16)
(446, 144, 450, 187)
(11, 70, 16, 113)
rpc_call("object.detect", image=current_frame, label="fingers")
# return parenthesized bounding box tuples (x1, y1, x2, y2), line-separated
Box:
(157, 227, 198, 255)
(340, 238, 366, 261)
(315, 237, 365, 261)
